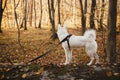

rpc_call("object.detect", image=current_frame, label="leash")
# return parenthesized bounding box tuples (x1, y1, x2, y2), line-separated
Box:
(9, 34, 72, 71)
(27, 34, 72, 63)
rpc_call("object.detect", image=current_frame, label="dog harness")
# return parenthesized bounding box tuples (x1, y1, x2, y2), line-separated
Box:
(60, 34, 72, 50)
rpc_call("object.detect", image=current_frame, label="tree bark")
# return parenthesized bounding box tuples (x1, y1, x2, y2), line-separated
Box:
(79, 0, 87, 34)
(58, 0, 61, 24)
(106, 0, 117, 63)
(21, 0, 27, 30)
(30, 0, 33, 27)
(0, 0, 8, 33)
(33, 0, 37, 28)
(48, 0, 56, 39)
(24, 0, 27, 30)
(0, 0, 3, 33)
(38, 0, 42, 28)
(84, 0, 87, 28)
(90, 0, 96, 29)
(99, 0, 105, 30)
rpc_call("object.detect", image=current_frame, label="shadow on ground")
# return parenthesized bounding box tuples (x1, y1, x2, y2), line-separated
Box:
(0, 63, 120, 80)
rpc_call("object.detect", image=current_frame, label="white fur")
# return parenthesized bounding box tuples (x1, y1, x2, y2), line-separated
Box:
(57, 24, 99, 66)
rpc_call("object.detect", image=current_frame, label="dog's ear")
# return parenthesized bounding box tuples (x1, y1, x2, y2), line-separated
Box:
(58, 24, 62, 30)
(63, 24, 67, 30)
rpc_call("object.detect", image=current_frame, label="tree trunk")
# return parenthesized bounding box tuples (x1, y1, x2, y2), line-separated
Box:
(6, 7, 10, 28)
(106, 0, 117, 63)
(79, 0, 87, 34)
(0, 1, 3, 33)
(30, 0, 33, 27)
(73, 0, 76, 24)
(33, 0, 37, 28)
(58, 0, 61, 24)
(0, 0, 7, 33)
(38, 0, 42, 28)
(48, 0, 56, 39)
(99, 0, 105, 30)
(24, 0, 27, 30)
(84, 0, 87, 28)
(20, 18, 24, 29)
(90, 0, 96, 29)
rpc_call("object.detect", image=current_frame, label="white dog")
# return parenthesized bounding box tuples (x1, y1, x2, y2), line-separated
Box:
(57, 24, 99, 66)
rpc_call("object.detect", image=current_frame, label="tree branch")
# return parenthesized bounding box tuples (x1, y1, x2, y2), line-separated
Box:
(2, 0, 8, 12)
(14, 0, 20, 9)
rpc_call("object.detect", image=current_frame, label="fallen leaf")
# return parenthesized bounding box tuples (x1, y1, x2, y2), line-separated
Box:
(113, 72, 120, 77)
(35, 67, 44, 75)
(106, 70, 112, 77)
(22, 73, 27, 79)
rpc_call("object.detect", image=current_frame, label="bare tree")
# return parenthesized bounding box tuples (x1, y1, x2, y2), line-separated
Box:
(20, 0, 27, 30)
(58, 0, 61, 24)
(79, 0, 87, 34)
(106, 0, 117, 63)
(90, 0, 96, 29)
(6, 4, 10, 28)
(33, 0, 37, 28)
(0, 0, 8, 33)
(48, 0, 56, 39)
(30, 0, 33, 27)
(99, 0, 105, 30)
(38, 0, 42, 28)
(24, 0, 27, 30)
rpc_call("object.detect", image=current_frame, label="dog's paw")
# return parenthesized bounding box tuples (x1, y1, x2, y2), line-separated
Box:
(87, 63, 92, 66)
(63, 62, 69, 65)
(64, 63, 67, 65)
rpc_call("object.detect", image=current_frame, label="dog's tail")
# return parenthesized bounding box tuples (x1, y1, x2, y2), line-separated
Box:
(84, 29, 96, 41)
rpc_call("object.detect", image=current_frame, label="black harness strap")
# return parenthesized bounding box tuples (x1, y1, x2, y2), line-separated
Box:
(58, 34, 72, 45)
(64, 34, 72, 50)
(67, 35, 71, 50)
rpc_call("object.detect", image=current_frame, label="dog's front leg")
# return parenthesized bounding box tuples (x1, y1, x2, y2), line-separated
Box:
(64, 48, 69, 65)
(63, 48, 72, 65)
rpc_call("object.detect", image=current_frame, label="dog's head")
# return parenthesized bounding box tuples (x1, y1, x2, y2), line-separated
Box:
(57, 24, 68, 37)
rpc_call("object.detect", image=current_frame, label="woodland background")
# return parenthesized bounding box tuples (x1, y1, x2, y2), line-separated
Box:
(0, 0, 120, 30)
(0, 0, 120, 79)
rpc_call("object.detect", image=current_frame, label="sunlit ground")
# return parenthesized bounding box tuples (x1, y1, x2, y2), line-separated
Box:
(0, 27, 120, 66)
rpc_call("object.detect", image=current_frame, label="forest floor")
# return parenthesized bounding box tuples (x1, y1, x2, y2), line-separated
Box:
(0, 28, 120, 80)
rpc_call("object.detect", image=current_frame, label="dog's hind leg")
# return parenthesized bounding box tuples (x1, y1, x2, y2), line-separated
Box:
(87, 51, 95, 66)
(87, 56, 94, 66)
(94, 53, 99, 64)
